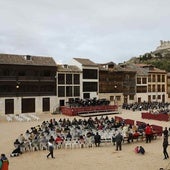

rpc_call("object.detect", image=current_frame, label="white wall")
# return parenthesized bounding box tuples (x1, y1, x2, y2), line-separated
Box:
(0, 96, 58, 115)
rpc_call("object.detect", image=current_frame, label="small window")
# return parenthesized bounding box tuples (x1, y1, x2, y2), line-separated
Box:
(110, 96, 114, 101)
(24, 55, 32, 61)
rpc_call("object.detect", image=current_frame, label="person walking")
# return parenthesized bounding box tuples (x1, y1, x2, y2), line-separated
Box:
(47, 139, 55, 159)
(0, 154, 9, 170)
(163, 127, 168, 138)
(163, 136, 169, 160)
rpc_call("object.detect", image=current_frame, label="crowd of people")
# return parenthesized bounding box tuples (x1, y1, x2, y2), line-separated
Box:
(67, 98, 110, 107)
(10, 115, 164, 158)
(122, 101, 170, 114)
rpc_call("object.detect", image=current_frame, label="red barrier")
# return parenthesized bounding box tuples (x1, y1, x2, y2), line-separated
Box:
(151, 124, 163, 136)
(115, 116, 123, 122)
(124, 119, 135, 126)
(61, 105, 118, 116)
(136, 121, 146, 126)
(141, 112, 169, 121)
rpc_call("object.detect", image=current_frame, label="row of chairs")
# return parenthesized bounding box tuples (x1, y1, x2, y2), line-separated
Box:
(5, 113, 40, 122)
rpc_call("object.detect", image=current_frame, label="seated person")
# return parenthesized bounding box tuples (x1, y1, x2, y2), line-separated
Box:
(139, 146, 145, 154)
(10, 144, 22, 157)
(134, 146, 140, 153)
(79, 135, 85, 148)
(66, 132, 72, 139)
(134, 146, 145, 155)
(14, 139, 21, 148)
(133, 130, 140, 140)
(55, 135, 63, 145)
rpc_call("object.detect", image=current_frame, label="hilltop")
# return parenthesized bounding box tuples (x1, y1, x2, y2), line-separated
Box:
(126, 40, 170, 72)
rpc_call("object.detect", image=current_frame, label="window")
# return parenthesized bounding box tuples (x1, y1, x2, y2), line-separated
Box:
(148, 85, 151, 92)
(162, 75, 165, 82)
(157, 85, 161, 92)
(129, 95, 134, 100)
(157, 75, 161, 82)
(152, 75, 156, 82)
(157, 95, 161, 100)
(58, 86, 65, 97)
(116, 96, 121, 101)
(136, 86, 147, 93)
(137, 78, 141, 84)
(83, 82, 98, 92)
(74, 74, 80, 84)
(58, 74, 65, 84)
(148, 75, 151, 82)
(162, 85, 165, 92)
(66, 86, 72, 97)
(83, 69, 98, 79)
(66, 74, 72, 84)
(110, 96, 114, 101)
(74, 86, 80, 96)
(142, 78, 147, 84)
(152, 85, 156, 92)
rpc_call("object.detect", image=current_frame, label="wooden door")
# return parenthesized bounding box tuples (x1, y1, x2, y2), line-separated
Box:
(5, 99, 14, 114)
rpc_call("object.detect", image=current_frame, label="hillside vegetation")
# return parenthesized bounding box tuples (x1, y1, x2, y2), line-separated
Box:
(128, 52, 170, 72)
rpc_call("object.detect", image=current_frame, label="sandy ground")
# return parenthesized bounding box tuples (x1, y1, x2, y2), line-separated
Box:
(0, 109, 170, 170)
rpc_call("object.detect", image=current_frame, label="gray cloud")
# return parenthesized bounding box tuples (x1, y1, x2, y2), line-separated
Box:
(0, 0, 170, 64)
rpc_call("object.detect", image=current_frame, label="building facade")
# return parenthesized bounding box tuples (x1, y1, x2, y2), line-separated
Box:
(99, 62, 136, 105)
(71, 58, 99, 99)
(120, 63, 167, 103)
(0, 54, 57, 115)
(56, 64, 81, 107)
(0, 53, 169, 115)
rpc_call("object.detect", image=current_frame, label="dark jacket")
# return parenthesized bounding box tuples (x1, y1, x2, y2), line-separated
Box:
(163, 137, 169, 148)
(115, 133, 123, 143)
(94, 133, 101, 143)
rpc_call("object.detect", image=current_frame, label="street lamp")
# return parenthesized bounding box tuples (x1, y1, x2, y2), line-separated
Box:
(16, 81, 21, 96)
(16, 81, 20, 89)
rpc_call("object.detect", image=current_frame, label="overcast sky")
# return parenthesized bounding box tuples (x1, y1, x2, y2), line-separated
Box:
(0, 0, 170, 64)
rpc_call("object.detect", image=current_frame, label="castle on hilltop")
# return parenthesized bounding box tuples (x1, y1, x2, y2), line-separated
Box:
(155, 40, 170, 52)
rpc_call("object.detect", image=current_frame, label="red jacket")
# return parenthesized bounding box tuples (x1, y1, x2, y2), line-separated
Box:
(145, 125, 152, 135)
(1, 159, 9, 170)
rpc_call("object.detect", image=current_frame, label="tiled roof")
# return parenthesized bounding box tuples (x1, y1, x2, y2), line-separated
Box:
(121, 63, 167, 75)
(98, 62, 136, 72)
(119, 63, 148, 75)
(57, 64, 81, 72)
(148, 67, 167, 73)
(136, 63, 166, 73)
(0, 53, 56, 66)
(73, 58, 98, 66)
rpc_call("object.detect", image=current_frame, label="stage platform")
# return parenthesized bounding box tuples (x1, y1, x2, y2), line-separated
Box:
(60, 105, 119, 117)
(78, 111, 119, 117)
